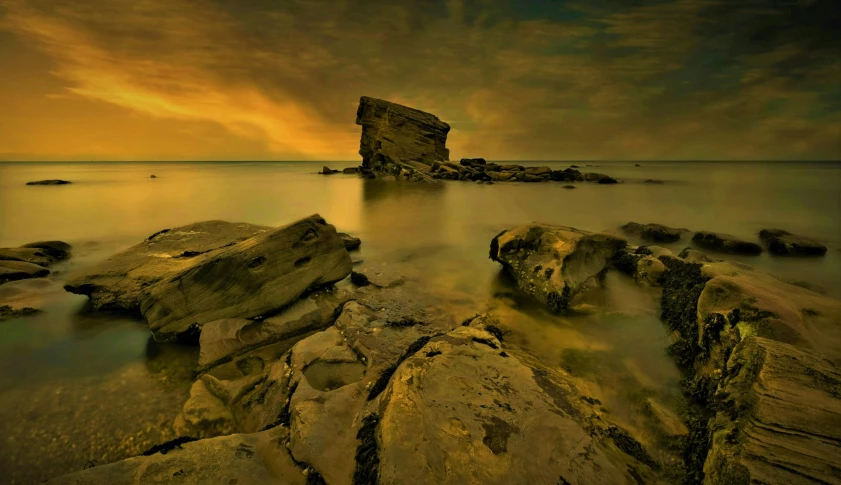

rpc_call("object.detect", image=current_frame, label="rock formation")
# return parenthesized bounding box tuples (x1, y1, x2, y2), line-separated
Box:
(26, 179, 71, 185)
(490, 224, 627, 313)
(65, 216, 352, 341)
(356, 96, 451, 175)
(692, 231, 762, 255)
(759, 228, 827, 256)
(0, 240, 72, 320)
(621, 222, 687, 243)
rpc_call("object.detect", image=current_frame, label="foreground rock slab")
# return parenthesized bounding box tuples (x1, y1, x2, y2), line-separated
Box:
(759, 228, 827, 256)
(65, 220, 270, 312)
(140, 215, 352, 339)
(490, 224, 626, 313)
(0, 260, 50, 284)
(45, 428, 306, 485)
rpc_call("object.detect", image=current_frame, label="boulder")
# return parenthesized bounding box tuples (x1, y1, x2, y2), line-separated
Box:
(26, 180, 70, 185)
(65, 220, 271, 312)
(150, 174, 157, 178)
(678, 248, 714, 263)
(338, 232, 362, 250)
(759, 229, 827, 256)
(140, 215, 352, 340)
(0, 304, 41, 321)
(499, 164, 524, 171)
(621, 222, 686, 243)
(342, 167, 359, 174)
(45, 428, 307, 485)
(173, 379, 235, 439)
(0, 240, 71, 267)
(612, 246, 674, 287)
(320, 166, 338, 174)
(704, 337, 841, 485)
(692, 231, 762, 255)
(355, 96, 450, 175)
(460, 158, 486, 166)
(377, 323, 659, 484)
(523, 166, 552, 177)
(597, 176, 619, 184)
(0, 260, 50, 284)
(490, 224, 626, 313)
(489, 171, 516, 182)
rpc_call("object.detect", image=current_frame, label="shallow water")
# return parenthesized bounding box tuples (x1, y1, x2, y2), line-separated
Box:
(0, 160, 839, 482)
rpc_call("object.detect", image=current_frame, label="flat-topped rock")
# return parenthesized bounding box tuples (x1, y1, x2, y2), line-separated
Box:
(140, 215, 352, 340)
(26, 179, 70, 185)
(621, 222, 687, 243)
(356, 96, 450, 174)
(759, 228, 827, 256)
(692, 231, 762, 255)
(490, 224, 627, 313)
(65, 220, 271, 312)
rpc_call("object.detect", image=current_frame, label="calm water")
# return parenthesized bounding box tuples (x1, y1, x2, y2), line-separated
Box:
(1, 161, 840, 483)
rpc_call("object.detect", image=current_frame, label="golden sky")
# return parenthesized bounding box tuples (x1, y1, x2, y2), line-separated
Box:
(1, 0, 840, 161)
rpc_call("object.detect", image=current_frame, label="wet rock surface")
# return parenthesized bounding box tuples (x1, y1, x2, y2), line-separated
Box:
(692, 231, 762, 255)
(621, 222, 687, 243)
(64, 220, 270, 312)
(490, 223, 627, 313)
(64, 216, 351, 340)
(141, 215, 351, 339)
(759, 228, 827, 256)
(0, 260, 50, 284)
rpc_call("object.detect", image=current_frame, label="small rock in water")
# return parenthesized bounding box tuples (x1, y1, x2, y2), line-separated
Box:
(150, 175, 157, 179)
(26, 179, 71, 185)
(692, 231, 762, 255)
(759, 228, 827, 256)
(320, 166, 338, 175)
(644, 179, 664, 184)
(563, 185, 576, 189)
(338, 233, 362, 250)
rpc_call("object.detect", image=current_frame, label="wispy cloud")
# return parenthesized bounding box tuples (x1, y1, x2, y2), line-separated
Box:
(1, 0, 839, 160)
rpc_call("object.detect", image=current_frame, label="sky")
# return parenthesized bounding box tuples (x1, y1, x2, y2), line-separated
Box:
(1, 0, 839, 162)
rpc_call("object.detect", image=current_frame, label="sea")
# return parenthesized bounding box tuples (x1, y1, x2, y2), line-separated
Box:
(0, 160, 839, 483)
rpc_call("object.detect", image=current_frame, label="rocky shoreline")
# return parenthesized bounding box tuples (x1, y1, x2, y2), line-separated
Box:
(0, 210, 825, 484)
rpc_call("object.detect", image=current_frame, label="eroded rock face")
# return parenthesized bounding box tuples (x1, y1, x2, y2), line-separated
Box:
(657, 256, 841, 483)
(45, 428, 306, 485)
(704, 337, 841, 485)
(490, 224, 626, 313)
(141, 215, 352, 340)
(356, 96, 450, 174)
(65, 221, 270, 312)
(378, 323, 656, 485)
(759, 228, 827, 256)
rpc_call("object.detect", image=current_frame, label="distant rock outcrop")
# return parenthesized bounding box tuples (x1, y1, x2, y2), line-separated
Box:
(355, 96, 450, 178)
(26, 180, 71, 185)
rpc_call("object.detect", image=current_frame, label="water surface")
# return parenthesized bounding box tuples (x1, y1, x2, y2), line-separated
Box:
(1, 160, 839, 483)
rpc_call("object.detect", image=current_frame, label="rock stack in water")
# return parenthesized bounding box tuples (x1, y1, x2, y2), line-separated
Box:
(355, 96, 450, 182)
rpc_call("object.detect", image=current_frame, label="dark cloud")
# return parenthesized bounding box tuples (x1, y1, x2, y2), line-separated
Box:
(0, 0, 839, 160)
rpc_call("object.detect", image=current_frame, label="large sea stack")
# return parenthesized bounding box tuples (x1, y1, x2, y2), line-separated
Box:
(355, 96, 450, 180)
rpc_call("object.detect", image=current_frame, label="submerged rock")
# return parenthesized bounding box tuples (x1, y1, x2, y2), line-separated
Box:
(338, 232, 362, 250)
(621, 222, 686, 243)
(141, 215, 352, 340)
(692, 231, 762, 255)
(26, 179, 71, 185)
(0, 240, 71, 267)
(0, 304, 42, 321)
(356, 96, 450, 175)
(759, 228, 827, 256)
(490, 224, 626, 313)
(0, 260, 50, 284)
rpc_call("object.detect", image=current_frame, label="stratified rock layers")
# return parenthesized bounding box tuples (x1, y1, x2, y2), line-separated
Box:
(356, 96, 450, 173)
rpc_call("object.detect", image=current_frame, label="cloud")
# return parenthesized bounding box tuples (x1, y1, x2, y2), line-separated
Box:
(1, 0, 839, 160)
